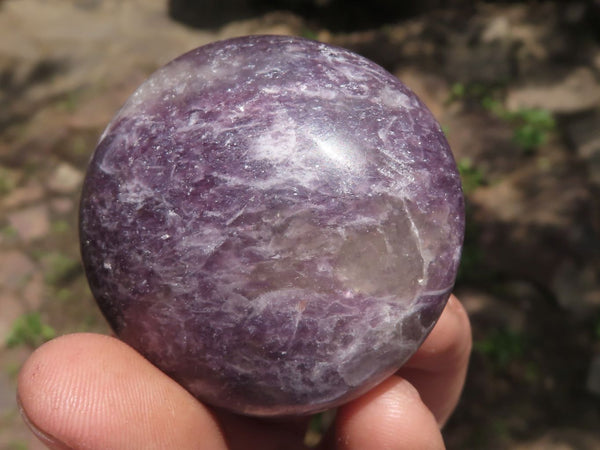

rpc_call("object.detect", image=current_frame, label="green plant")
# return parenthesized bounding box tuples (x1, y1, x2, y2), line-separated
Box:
(51, 219, 70, 234)
(457, 157, 485, 195)
(56, 287, 73, 302)
(448, 82, 466, 102)
(5, 312, 56, 349)
(523, 361, 540, 384)
(69, 133, 89, 158)
(301, 27, 319, 40)
(485, 103, 555, 152)
(4, 361, 20, 379)
(7, 441, 28, 450)
(447, 81, 505, 105)
(594, 316, 600, 340)
(490, 419, 511, 440)
(56, 90, 82, 112)
(510, 108, 555, 152)
(304, 410, 336, 447)
(456, 210, 485, 284)
(43, 252, 81, 285)
(453, 158, 492, 285)
(0, 166, 17, 195)
(305, 413, 324, 446)
(448, 82, 555, 152)
(474, 328, 526, 369)
(1, 224, 17, 238)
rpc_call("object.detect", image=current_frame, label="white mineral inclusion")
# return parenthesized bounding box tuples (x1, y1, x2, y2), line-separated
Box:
(80, 35, 465, 416)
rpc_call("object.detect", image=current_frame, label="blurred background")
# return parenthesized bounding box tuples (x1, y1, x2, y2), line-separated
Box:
(1, 0, 600, 448)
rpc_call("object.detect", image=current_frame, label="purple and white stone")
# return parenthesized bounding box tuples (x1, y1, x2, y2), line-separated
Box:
(80, 35, 464, 416)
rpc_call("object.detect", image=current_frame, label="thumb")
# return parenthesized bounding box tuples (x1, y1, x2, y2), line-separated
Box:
(17, 333, 227, 450)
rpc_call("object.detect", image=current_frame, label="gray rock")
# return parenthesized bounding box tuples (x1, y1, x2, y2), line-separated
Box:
(567, 110, 600, 185)
(50, 197, 75, 214)
(1, 181, 45, 209)
(7, 205, 50, 243)
(514, 427, 600, 450)
(0, 250, 35, 290)
(47, 162, 84, 194)
(506, 67, 600, 114)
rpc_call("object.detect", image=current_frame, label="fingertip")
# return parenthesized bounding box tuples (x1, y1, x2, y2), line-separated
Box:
(17, 333, 227, 450)
(17, 333, 106, 448)
(400, 294, 472, 425)
(411, 295, 472, 367)
(334, 376, 444, 450)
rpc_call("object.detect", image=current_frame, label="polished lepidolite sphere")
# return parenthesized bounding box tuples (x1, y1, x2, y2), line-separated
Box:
(80, 35, 464, 416)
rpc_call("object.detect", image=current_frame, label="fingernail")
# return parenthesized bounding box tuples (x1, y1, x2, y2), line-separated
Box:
(17, 394, 73, 450)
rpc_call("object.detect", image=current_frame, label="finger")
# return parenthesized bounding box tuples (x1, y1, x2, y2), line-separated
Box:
(399, 294, 472, 425)
(17, 333, 228, 450)
(17, 333, 308, 450)
(332, 376, 445, 450)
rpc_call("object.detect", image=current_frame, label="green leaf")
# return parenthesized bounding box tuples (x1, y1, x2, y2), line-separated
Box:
(6, 312, 56, 349)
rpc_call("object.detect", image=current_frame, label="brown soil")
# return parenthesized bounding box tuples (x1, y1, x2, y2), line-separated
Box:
(1, 1, 599, 448)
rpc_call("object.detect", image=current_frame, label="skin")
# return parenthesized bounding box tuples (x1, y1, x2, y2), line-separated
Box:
(17, 295, 471, 450)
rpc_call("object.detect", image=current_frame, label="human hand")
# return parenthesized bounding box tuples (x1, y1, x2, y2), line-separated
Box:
(17, 294, 471, 449)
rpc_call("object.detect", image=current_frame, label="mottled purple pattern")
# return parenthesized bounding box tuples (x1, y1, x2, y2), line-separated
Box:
(80, 35, 464, 416)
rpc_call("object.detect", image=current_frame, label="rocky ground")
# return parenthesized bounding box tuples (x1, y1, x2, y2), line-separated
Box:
(1, 0, 600, 448)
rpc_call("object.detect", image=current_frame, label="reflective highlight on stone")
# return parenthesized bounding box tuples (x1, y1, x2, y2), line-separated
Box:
(79, 35, 464, 416)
